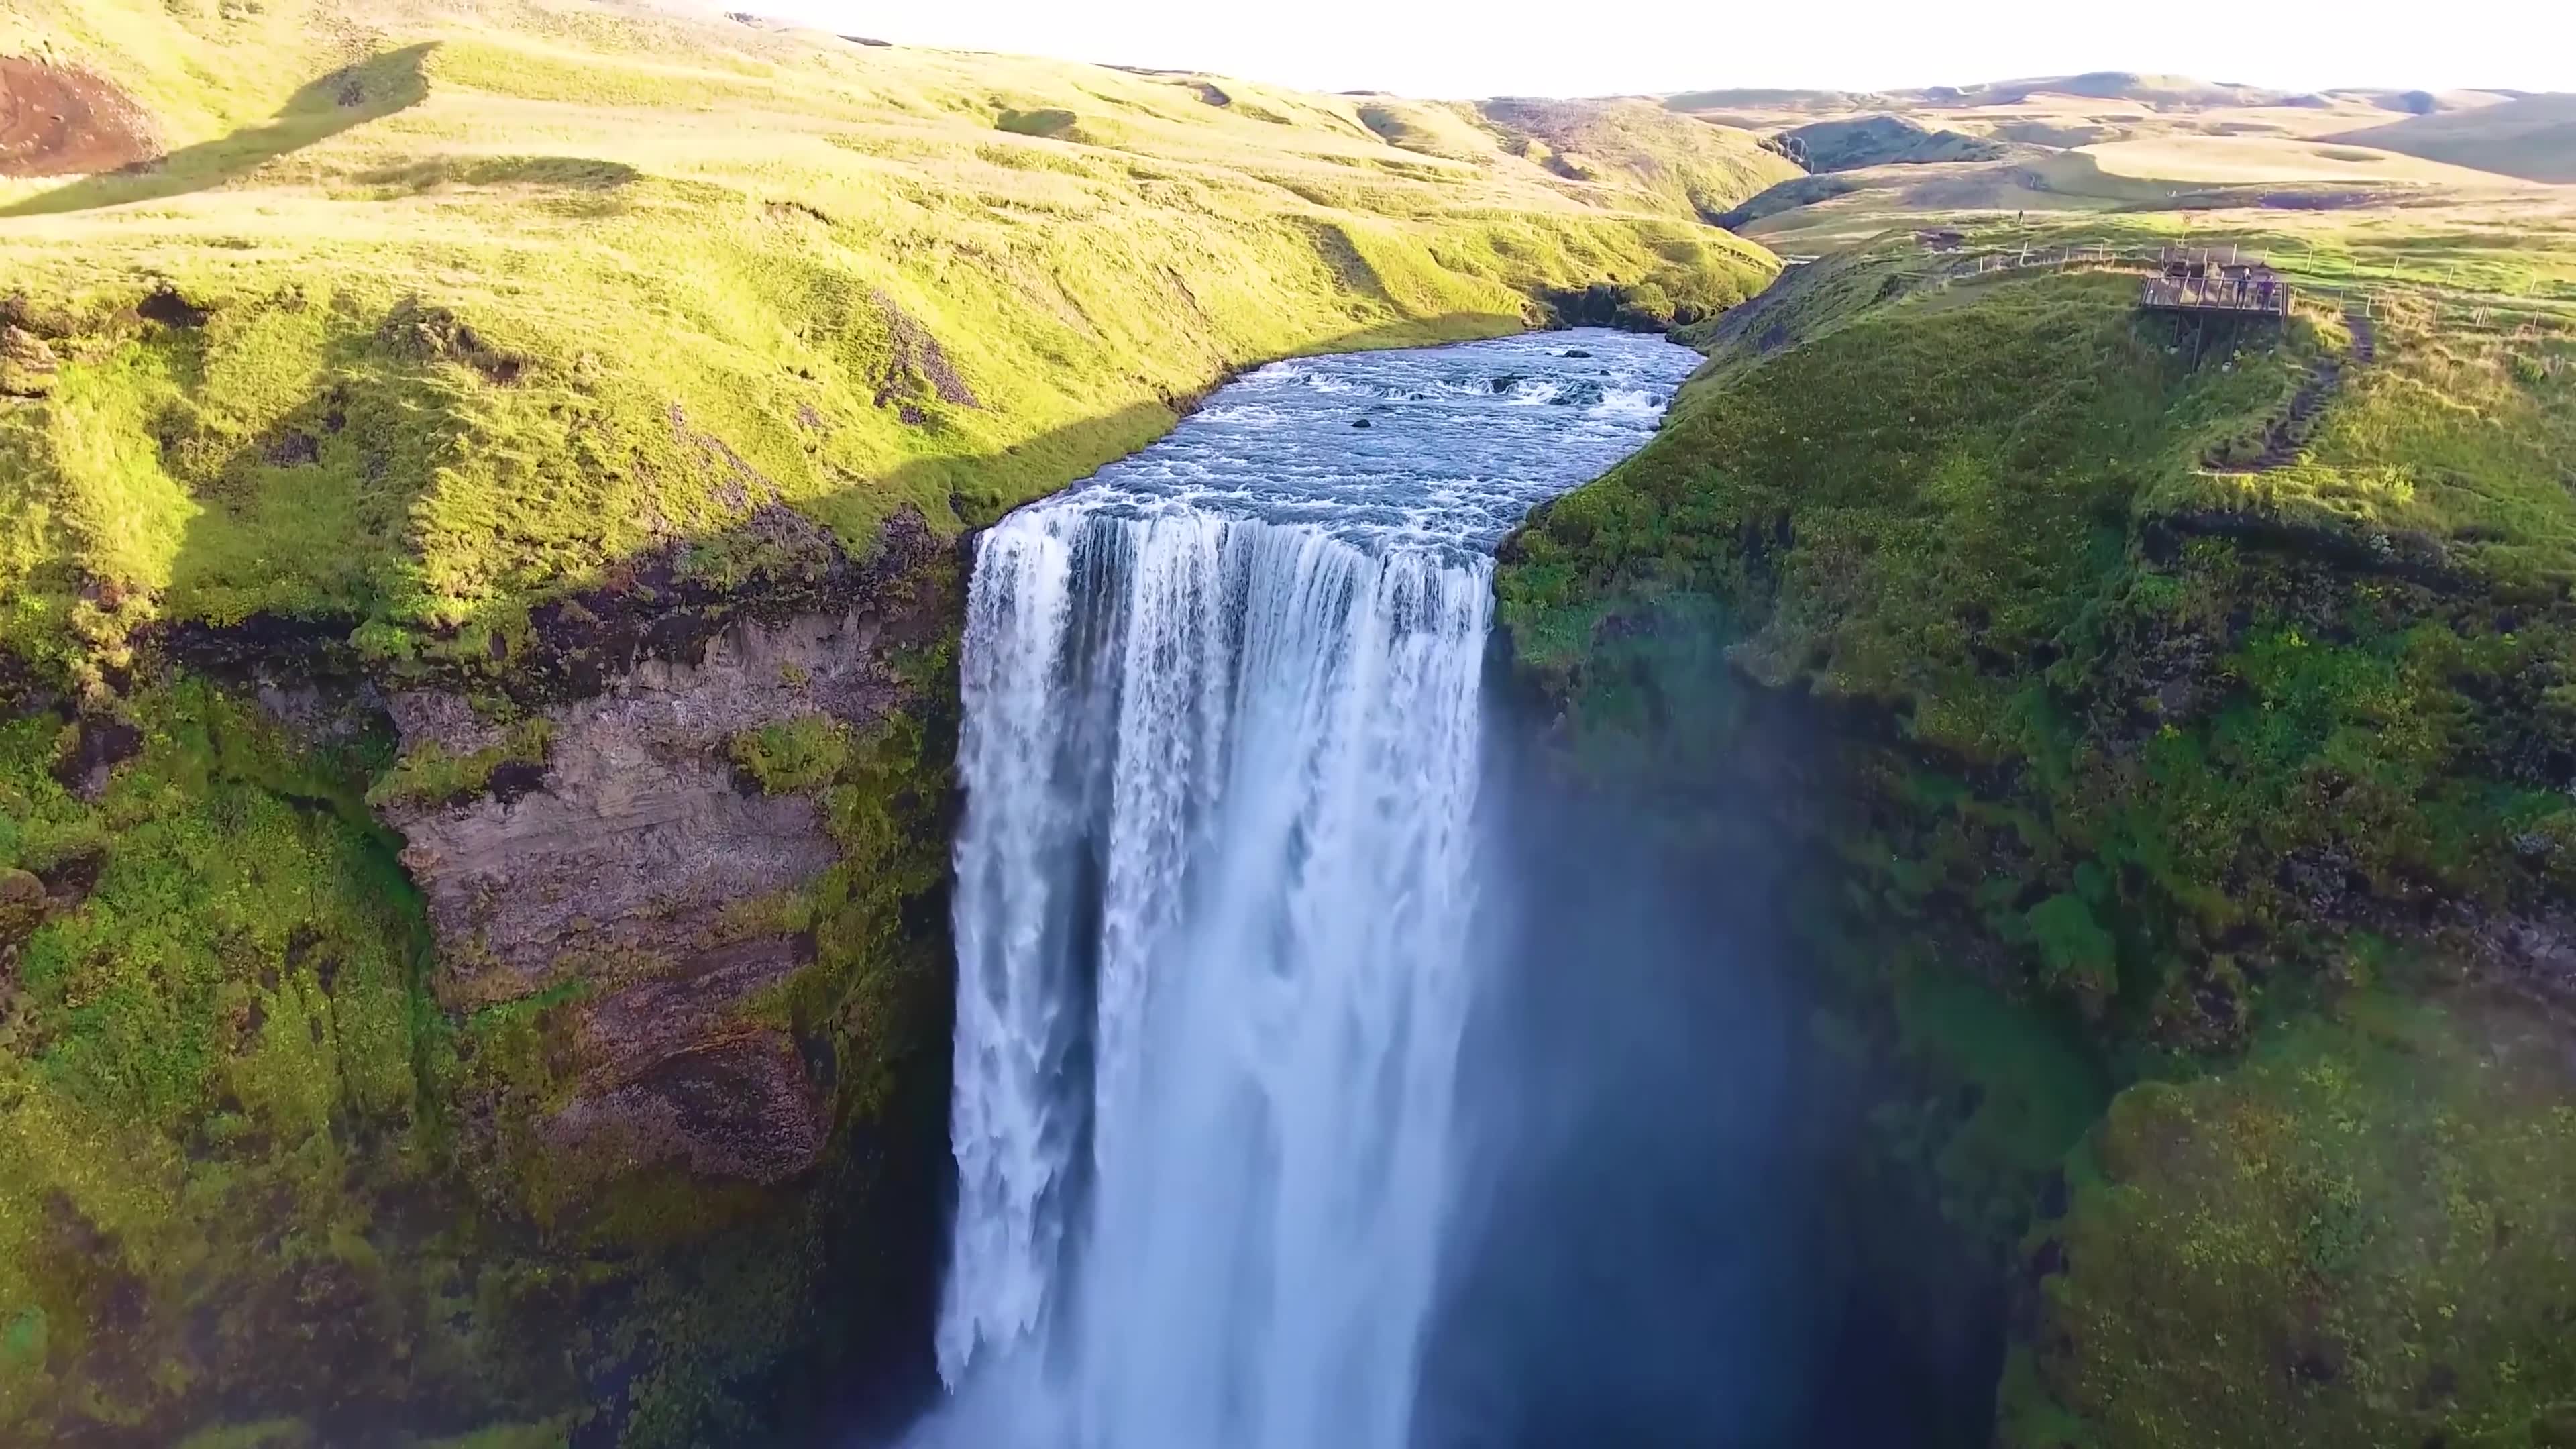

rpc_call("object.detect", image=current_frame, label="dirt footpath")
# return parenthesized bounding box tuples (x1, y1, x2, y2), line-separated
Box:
(0, 56, 158, 177)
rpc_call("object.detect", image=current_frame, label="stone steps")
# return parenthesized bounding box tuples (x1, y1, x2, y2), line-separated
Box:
(2199, 305, 2376, 476)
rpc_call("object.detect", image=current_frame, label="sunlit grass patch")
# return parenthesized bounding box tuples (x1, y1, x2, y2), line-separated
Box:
(0, 0, 1784, 690)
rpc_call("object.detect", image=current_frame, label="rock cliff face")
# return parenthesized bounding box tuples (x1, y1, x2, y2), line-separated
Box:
(386, 665, 830, 1006)
(379, 598, 941, 1190)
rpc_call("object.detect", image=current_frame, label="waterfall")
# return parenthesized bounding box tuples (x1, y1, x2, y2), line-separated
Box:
(916, 331, 1699, 1449)
(938, 504, 1487, 1448)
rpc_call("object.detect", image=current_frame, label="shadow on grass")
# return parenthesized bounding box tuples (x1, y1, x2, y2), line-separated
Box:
(352, 154, 642, 195)
(0, 44, 437, 219)
(145, 298, 1536, 683)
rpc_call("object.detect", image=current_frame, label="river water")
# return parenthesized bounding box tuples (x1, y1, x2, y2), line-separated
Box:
(915, 329, 1701, 1449)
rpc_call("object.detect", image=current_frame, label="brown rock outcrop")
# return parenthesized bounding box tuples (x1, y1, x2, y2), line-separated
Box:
(0, 57, 158, 178)
(0, 867, 46, 977)
(1, 325, 57, 397)
(547, 1032, 826, 1185)
(374, 517, 958, 1188)
(384, 607, 901, 1011)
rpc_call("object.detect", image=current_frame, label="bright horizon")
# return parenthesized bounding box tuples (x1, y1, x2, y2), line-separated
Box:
(747, 0, 2576, 99)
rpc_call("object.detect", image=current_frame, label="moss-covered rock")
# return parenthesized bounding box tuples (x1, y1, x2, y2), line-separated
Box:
(0, 539, 961, 1442)
(0, 867, 44, 953)
(731, 716, 854, 798)
(368, 717, 555, 812)
(2004, 1004, 2576, 1448)
(0, 682, 525, 1442)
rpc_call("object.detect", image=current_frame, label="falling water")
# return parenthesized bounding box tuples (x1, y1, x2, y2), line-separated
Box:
(920, 329, 1701, 1449)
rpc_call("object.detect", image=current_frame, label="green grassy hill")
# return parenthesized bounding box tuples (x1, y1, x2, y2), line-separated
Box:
(1497, 215, 2576, 1446)
(1468, 95, 1803, 220)
(0, 0, 1779, 698)
(1777, 113, 2007, 171)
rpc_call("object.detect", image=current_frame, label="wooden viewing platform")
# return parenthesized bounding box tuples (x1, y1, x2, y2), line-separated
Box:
(2139, 249, 2292, 318)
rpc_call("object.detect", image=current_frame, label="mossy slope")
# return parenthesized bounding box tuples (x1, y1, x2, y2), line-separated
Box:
(0, 631, 961, 1442)
(1497, 223, 2576, 1442)
(2006, 1004, 2576, 1449)
(0, 686, 537, 1442)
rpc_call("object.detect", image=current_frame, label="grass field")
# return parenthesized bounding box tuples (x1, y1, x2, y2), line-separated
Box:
(2332, 93, 2576, 183)
(1728, 154, 2575, 258)
(0, 0, 1786, 694)
(1670, 70, 2574, 259)
(2072, 133, 2526, 186)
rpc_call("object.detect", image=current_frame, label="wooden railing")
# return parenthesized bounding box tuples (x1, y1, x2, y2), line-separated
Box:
(2138, 272, 2292, 316)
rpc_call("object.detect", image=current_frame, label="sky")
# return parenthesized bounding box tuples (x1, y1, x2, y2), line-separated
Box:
(751, 0, 2576, 99)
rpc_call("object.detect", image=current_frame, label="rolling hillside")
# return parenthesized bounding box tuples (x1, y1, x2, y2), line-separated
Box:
(2332, 93, 2576, 183)
(1665, 68, 2567, 255)
(1468, 95, 1802, 220)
